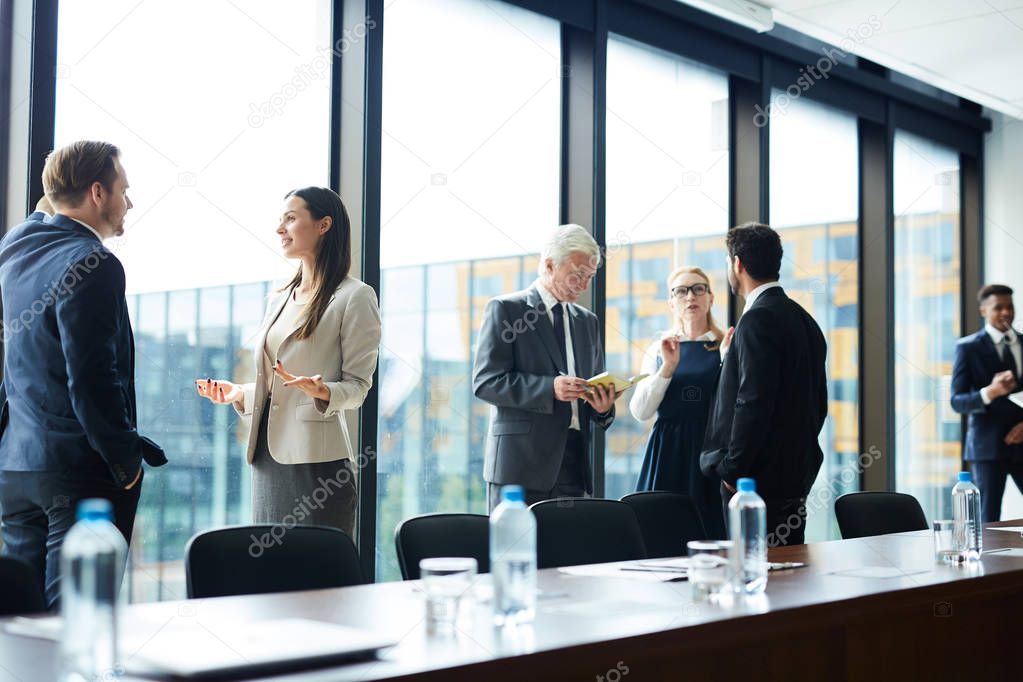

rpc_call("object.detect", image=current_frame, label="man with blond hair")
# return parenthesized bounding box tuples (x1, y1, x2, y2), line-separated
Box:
(473, 225, 617, 511)
(0, 141, 165, 608)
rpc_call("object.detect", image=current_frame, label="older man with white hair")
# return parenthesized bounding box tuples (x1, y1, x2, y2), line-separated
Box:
(473, 225, 617, 511)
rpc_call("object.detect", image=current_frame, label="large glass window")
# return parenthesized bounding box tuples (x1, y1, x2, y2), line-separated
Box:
(769, 93, 859, 542)
(54, 0, 332, 601)
(894, 132, 962, 522)
(603, 36, 729, 500)
(378, 0, 559, 581)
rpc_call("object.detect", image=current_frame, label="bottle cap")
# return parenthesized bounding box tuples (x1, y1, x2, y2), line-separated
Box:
(958, 471, 972, 483)
(736, 478, 756, 493)
(501, 485, 525, 503)
(77, 498, 113, 522)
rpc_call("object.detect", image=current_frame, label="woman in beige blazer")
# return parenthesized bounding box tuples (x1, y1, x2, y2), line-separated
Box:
(195, 187, 381, 538)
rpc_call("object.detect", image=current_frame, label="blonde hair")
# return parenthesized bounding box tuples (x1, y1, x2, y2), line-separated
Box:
(42, 140, 121, 208)
(667, 265, 724, 348)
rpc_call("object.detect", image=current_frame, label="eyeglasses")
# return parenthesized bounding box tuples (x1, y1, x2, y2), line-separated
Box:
(671, 284, 710, 298)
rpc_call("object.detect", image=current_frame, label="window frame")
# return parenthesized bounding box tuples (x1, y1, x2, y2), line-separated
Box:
(10, 0, 988, 584)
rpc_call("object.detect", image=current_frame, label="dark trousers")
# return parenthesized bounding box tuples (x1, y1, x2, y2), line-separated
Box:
(721, 482, 807, 547)
(488, 430, 587, 513)
(972, 460, 1023, 523)
(0, 468, 142, 609)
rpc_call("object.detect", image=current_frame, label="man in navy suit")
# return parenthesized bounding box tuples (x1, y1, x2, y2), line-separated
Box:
(0, 141, 166, 607)
(951, 284, 1023, 522)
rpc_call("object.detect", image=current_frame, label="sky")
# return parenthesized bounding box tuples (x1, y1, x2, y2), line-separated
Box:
(52, 0, 956, 297)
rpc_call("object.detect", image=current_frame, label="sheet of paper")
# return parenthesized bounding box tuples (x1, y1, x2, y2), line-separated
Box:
(980, 547, 1023, 558)
(989, 526, 1023, 533)
(829, 566, 930, 579)
(1008, 390, 1023, 409)
(557, 563, 684, 582)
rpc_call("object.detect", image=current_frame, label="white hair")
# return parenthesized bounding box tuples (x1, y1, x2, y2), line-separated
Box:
(537, 224, 601, 276)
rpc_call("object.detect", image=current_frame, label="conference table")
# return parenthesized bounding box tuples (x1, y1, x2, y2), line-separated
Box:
(3, 521, 1022, 681)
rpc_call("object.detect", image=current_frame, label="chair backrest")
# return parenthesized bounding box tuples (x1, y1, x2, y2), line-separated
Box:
(394, 513, 490, 580)
(834, 491, 929, 539)
(531, 498, 647, 569)
(619, 491, 709, 558)
(185, 524, 365, 599)
(0, 557, 47, 615)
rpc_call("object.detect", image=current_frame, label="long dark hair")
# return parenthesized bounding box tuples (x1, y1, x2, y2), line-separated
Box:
(280, 187, 352, 340)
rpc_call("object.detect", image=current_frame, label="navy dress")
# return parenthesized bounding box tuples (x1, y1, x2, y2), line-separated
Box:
(636, 340, 726, 539)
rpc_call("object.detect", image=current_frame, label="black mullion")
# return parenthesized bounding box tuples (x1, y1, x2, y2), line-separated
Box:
(26, 0, 58, 209)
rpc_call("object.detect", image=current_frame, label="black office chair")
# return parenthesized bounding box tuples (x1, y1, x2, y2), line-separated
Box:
(531, 498, 647, 569)
(185, 524, 365, 598)
(834, 491, 929, 539)
(619, 491, 709, 558)
(0, 557, 47, 616)
(394, 513, 490, 580)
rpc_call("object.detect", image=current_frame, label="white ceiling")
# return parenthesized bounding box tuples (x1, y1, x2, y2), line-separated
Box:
(762, 0, 1023, 119)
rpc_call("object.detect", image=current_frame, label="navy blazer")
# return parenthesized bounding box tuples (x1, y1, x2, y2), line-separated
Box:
(950, 329, 1023, 462)
(0, 212, 165, 487)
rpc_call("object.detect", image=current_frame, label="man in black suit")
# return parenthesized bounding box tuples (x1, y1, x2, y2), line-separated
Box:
(0, 141, 166, 607)
(700, 223, 827, 546)
(950, 284, 1023, 522)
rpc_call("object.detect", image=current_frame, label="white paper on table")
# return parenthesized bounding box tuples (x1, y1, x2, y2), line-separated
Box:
(557, 563, 684, 582)
(1009, 391, 1023, 409)
(829, 566, 930, 579)
(989, 526, 1023, 533)
(981, 548, 1023, 558)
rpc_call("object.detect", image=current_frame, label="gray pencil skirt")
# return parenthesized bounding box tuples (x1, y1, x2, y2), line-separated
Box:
(250, 400, 358, 539)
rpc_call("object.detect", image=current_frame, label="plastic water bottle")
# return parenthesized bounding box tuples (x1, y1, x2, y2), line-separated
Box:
(60, 498, 127, 682)
(490, 485, 537, 625)
(728, 478, 768, 594)
(952, 471, 983, 561)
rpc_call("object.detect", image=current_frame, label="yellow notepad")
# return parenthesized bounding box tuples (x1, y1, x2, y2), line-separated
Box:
(586, 371, 649, 392)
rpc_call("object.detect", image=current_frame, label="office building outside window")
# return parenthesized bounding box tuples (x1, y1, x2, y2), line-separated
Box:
(603, 36, 730, 500)
(54, 0, 332, 601)
(377, 0, 560, 581)
(770, 93, 860, 542)
(894, 132, 962, 522)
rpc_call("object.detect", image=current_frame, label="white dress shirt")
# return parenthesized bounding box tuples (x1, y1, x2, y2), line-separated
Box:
(68, 218, 104, 243)
(536, 280, 580, 431)
(742, 281, 782, 314)
(629, 331, 716, 422)
(980, 323, 1021, 405)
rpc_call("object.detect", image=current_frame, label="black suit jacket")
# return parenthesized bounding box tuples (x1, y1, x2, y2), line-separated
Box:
(950, 329, 1023, 462)
(0, 212, 165, 487)
(700, 286, 827, 502)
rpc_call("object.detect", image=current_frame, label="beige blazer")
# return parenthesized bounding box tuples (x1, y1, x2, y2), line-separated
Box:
(234, 276, 381, 465)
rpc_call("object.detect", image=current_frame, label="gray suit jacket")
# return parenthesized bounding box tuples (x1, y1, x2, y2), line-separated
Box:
(234, 277, 381, 465)
(472, 285, 614, 492)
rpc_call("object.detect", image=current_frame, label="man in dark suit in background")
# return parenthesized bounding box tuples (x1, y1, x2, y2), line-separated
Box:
(700, 223, 828, 546)
(473, 224, 617, 511)
(0, 141, 166, 607)
(951, 284, 1023, 522)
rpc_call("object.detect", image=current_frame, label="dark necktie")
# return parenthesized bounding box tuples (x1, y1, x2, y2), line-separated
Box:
(1000, 337, 1017, 378)
(551, 303, 567, 369)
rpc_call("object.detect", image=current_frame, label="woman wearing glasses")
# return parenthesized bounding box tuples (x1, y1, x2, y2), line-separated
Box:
(194, 187, 380, 539)
(630, 266, 732, 538)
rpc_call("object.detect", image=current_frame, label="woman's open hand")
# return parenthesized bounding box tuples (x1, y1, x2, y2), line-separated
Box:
(195, 378, 243, 405)
(274, 360, 330, 401)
